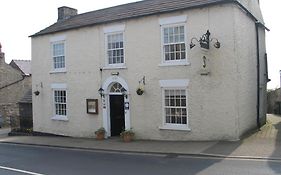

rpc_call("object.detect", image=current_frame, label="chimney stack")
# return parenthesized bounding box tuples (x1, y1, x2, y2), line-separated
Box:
(0, 42, 5, 64)
(58, 6, 77, 22)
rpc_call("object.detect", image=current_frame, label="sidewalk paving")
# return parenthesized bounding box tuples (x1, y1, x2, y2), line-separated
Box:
(0, 114, 280, 160)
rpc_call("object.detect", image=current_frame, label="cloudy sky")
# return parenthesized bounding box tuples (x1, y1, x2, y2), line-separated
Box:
(0, 0, 280, 89)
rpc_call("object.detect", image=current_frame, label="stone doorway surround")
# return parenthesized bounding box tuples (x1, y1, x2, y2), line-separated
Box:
(101, 76, 130, 137)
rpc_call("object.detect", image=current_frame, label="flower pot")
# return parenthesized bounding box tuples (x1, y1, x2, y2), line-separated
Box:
(136, 88, 144, 95)
(96, 133, 105, 140)
(34, 91, 40, 96)
(122, 134, 133, 142)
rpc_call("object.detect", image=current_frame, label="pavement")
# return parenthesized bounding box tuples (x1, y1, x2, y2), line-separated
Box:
(0, 114, 280, 160)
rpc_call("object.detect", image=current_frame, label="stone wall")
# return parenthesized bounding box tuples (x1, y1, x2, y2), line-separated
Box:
(0, 76, 31, 104)
(0, 103, 19, 128)
(0, 43, 32, 128)
(267, 88, 281, 114)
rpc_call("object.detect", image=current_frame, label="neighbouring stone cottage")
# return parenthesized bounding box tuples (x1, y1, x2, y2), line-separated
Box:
(0, 43, 32, 128)
(267, 71, 281, 114)
(31, 0, 268, 141)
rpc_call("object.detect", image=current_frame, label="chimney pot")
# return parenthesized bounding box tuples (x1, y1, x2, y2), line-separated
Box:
(58, 6, 77, 22)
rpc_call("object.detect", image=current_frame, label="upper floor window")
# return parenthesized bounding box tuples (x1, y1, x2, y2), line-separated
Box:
(103, 24, 126, 69)
(52, 42, 65, 69)
(163, 25, 186, 61)
(159, 15, 188, 66)
(107, 33, 124, 65)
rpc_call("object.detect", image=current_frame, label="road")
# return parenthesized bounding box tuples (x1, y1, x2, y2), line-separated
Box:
(0, 143, 280, 175)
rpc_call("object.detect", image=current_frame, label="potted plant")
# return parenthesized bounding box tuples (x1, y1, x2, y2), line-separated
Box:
(95, 127, 106, 140)
(136, 87, 144, 95)
(120, 129, 135, 142)
(34, 90, 40, 96)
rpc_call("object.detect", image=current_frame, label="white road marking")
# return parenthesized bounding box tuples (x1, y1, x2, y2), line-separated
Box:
(0, 166, 45, 175)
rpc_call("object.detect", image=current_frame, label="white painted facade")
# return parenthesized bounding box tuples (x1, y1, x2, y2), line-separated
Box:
(32, 1, 267, 141)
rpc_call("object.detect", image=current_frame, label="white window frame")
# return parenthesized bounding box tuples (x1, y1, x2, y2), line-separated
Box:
(51, 83, 68, 121)
(105, 32, 125, 67)
(159, 79, 190, 131)
(50, 36, 66, 73)
(103, 24, 126, 69)
(159, 15, 189, 66)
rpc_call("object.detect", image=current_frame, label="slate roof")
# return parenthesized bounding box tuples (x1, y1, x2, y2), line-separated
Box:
(31, 0, 232, 37)
(10, 60, 31, 76)
(19, 89, 32, 104)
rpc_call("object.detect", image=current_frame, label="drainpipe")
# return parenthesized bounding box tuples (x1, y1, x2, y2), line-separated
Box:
(255, 22, 260, 129)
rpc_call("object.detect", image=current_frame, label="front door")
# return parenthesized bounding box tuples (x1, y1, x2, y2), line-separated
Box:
(110, 95, 125, 136)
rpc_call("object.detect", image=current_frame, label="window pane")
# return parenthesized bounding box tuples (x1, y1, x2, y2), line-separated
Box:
(166, 116, 171, 123)
(165, 54, 170, 61)
(176, 44, 180, 52)
(171, 116, 176, 123)
(175, 35, 179, 43)
(181, 44, 186, 51)
(176, 53, 181, 60)
(180, 26, 184, 34)
(164, 45, 169, 53)
(170, 53, 175, 60)
(182, 117, 187, 124)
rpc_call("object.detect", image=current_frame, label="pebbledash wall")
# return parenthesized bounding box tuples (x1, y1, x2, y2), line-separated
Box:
(32, 1, 267, 141)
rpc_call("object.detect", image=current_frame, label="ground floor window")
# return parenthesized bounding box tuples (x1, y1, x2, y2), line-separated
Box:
(51, 83, 68, 121)
(164, 89, 187, 125)
(159, 79, 189, 130)
(54, 90, 67, 116)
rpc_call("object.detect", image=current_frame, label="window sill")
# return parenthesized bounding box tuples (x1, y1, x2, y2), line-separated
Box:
(159, 125, 191, 131)
(51, 115, 69, 121)
(102, 65, 127, 70)
(50, 69, 67, 74)
(158, 62, 190, 67)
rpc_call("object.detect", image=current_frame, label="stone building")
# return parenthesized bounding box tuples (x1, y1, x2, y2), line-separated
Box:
(0, 43, 32, 128)
(32, 0, 268, 141)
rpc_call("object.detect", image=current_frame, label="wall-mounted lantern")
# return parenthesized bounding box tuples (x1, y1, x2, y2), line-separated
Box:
(190, 30, 221, 50)
(98, 87, 104, 97)
(122, 89, 128, 99)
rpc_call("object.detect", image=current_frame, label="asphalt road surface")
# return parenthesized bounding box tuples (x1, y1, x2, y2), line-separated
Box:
(0, 143, 280, 175)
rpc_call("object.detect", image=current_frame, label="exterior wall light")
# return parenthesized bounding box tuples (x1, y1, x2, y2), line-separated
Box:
(190, 30, 221, 50)
(122, 89, 128, 99)
(98, 87, 104, 97)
